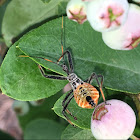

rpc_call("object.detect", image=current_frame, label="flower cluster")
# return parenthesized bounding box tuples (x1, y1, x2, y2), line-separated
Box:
(66, 0, 140, 50)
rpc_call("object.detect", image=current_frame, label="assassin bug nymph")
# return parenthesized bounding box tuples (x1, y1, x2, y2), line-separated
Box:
(20, 16, 107, 126)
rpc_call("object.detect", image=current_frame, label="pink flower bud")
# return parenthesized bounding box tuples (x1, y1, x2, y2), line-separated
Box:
(102, 4, 140, 50)
(87, 0, 129, 32)
(66, 0, 87, 24)
(91, 99, 136, 139)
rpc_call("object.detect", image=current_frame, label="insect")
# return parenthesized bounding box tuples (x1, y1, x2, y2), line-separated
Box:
(20, 16, 106, 126)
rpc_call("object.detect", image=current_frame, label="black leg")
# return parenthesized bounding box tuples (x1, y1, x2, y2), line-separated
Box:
(62, 90, 73, 106)
(62, 95, 75, 126)
(57, 50, 74, 73)
(87, 73, 103, 86)
(62, 90, 77, 120)
(65, 108, 77, 120)
(38, 65, 67, 80)
(87, 73, 106, 102)
(59, 16, 74, 73)
(95, 74, 103, 88)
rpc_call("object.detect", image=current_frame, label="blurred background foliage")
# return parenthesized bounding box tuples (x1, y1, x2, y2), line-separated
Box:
(0, 0, 139, 139)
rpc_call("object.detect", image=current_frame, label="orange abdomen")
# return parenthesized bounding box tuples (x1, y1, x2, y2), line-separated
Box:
(74, 83, 99, 109)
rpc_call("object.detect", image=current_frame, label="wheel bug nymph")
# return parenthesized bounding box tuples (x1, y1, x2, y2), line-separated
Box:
(19, 16, 107, 126)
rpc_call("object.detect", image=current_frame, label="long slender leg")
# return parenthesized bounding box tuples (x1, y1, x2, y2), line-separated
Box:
(65, 109, 77, 120)
(38, 65, 67, 80)
(62, 90, 73, 106)
(87, 73, 106, 102)
(89, 74, 104, 89)
(57, 50, 74, 73)
(62, 90, 77, 120)
(62, 95, 75, 126)
(96, 74, 103, 88)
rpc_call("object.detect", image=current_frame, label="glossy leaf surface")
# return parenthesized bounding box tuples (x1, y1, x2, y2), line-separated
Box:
(18, 17, 140, 94)
(2, 0, 68, 46)
(1, 17, 140, 101)
(0, 42, 67, 100)
(53, 93, 93, 129)
(61, 125, 95, 140)
(24, 119, 65, 140)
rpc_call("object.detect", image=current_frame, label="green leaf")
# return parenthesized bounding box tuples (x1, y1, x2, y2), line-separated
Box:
(18, 91, 65, 130)
(134, 119, 140, 138)
(41, 0, 51, 3)
(17, 17, 140, 94)
(2, 0, 68, 46)
(61, 125, 95, 140)
(1, 16, 140, 100)
(0, 54, 2, 65)
(53, 93, 93, 129)
(24, 119, 65, 140)
(0, 0, 10, 37)
(0, 42, 68, 100)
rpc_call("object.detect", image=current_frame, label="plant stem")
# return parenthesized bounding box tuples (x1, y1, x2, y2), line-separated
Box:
(129, 94, 140, 119)
(130, 134, 140, 140)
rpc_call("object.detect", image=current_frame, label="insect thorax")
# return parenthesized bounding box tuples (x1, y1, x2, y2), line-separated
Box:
(67, 73, 84, 90)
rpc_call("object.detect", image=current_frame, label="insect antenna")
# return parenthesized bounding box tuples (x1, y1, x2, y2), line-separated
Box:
(19, 55, 63, 67)
(19, 16, 67, 68)
(60, 15, 65, 65)
(61, 16, 64, 56)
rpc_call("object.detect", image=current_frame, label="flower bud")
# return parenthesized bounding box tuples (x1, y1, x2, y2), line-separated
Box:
(87, 0, 129, 32)
(91, 99, 136, 139)
(102, 4, 140, 50)
(66, 0, 87, 24)
(29, 99, 45, 106)
(12, 101, 29, 116)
